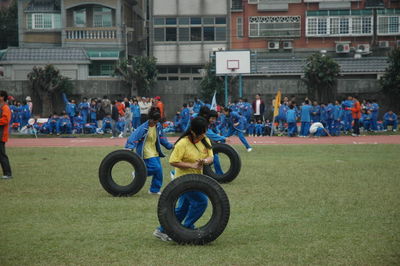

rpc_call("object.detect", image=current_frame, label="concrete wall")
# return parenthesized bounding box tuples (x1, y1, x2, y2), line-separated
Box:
(1, 77, 393, 119)
(153, 0, 228, 16)
(154, 43, 227, 65)
(2, 64, 89, 80)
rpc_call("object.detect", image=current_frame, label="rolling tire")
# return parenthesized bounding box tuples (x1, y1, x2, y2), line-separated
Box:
(203, 143, 241, 183)
(157, 174, 230, 245)
(99, 150, 147, 196)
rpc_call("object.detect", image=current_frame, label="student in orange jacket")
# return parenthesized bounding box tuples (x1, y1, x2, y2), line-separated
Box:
(0, 91, 12, 179)
(349, 96, 361, 137)
(154, 96, 165, 121)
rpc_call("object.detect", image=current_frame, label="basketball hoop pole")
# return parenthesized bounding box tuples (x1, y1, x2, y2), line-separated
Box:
(224, 74, 228, 106)
(239, 74, 243, 98)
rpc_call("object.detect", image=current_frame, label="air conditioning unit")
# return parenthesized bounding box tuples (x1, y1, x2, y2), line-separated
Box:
(357, 44, 370, 53)
(378, 41, 390, 48)
(268, 41, 280, 50)
(283, 41, 293, 50)
(336, 43, 350, 53)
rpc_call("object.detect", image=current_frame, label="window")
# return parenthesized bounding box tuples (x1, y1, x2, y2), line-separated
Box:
(74, 8, 86, 27)
(28, 13, 61, 29)
(179, 28, 189, 41)
(178, 17, 189, 25)
(191, 27, 202, 41)
(93, 7, 112, 27)
(249, 16, 301, 38)
(166, 28, 177, 41)
(166, 18, 177, 25)
(154, 18, 164, 25)
(237, 17, 243, 38)
(190, 17, 202, 24)
(215, 17, 226, 24)
(203, 27, 215, 41)
(89, 61, 115, 76)
(307, 14, 373, 37)
(153, 16, 227, 42)
(154, 28, 165, 41)
(340, 18, 349, 34)
(378, 16, 400, 35)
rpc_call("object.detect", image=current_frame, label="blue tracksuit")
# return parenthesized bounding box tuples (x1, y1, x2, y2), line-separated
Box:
(383, 112, 398, 130)
(89, 103, 97, 123)
(286, 109, 297, 137)
(130, 104, 141, 129)
(180, 107, 190, 131)
(332, 104, 343, 136)
(193, 100, 204, 113)
(78, 102, 90, 123)
(48, 116, 59, 134)
(101, 117, 113, 133)
(300, 104, 312, 136)
(277, 104, 288, 131)
(57, 116, 72, 134)
(20, 104, 31, 128)
(325, 104, 334, 134)
(361, 113, 372, 131)
(62, 93, 77, 121)
(224, 111, 251, 149)
(342, 100, 354, 131)
(320, 106, 328, 127)
(125, 121, 173, 193)
(255, 123, 264, 136)
(206, 127, 226, 175)
(311, 105, 321, 123)
(370, 103, 379, 131)
(247, 122, 255, 136)
(73, 115, 84, 133)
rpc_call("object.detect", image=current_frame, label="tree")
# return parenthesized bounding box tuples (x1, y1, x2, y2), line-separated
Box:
(114, 56, 158, 96)
(0, 0, 18, 49)
(302, 53, 340, 103)
(380, 48, 400, 112)
(27, 65, 73, 116)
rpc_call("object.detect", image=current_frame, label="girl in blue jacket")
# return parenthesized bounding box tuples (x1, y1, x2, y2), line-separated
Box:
(125, 107, 173, 194)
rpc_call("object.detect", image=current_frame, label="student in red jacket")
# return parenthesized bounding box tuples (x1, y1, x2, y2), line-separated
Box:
(349, 96, 361, 137)
(0, 91, 12, 179)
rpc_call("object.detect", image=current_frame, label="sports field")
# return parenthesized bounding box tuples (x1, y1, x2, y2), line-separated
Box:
(1, 144, 399, 265)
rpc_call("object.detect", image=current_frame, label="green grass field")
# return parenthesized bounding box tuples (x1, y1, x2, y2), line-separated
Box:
(1, 145, 399, 265)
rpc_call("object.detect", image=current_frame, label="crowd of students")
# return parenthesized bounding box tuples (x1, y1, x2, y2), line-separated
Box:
(7, 93, 398, 138)
(9, 94, 165, 137)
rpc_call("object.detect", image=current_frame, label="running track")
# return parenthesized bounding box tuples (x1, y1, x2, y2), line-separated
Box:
(8, 135, 400, 147)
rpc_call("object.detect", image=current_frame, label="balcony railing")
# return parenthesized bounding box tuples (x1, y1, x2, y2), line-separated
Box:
(65, 27, 117, 40)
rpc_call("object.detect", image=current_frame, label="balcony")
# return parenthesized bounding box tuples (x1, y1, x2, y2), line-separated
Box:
(65, 27, 118, 41)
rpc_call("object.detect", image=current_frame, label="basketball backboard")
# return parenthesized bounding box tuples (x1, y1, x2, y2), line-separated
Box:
(215, 50, 251, 75)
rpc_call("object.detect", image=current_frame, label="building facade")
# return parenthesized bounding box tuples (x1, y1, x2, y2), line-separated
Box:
(149, 0, 230, 81)
(231, 0, 400, 55)
(1, 0, 146, 80)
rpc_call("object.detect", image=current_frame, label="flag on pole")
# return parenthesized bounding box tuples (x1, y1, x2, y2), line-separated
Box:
(273, 89, 281, 117)
(210, 91, 217, 110)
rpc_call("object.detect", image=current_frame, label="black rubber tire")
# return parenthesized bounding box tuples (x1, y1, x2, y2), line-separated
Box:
(99, 150, 147, 196)
(203, 143, 241, 183)
(157, 174, 230, 245)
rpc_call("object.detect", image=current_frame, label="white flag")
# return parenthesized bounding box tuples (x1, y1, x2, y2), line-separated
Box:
(210, 91, 217, 111)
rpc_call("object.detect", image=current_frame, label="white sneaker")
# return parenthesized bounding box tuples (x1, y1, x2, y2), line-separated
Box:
(1, 175, 12, 179)
(148, 190, 161, 195)
(247, 148, 252, 152)
(153, 229, 172, 241)
(118, 133, 123, 138)
(110, 136, 115, 139)
(170, 171, 175, 180)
